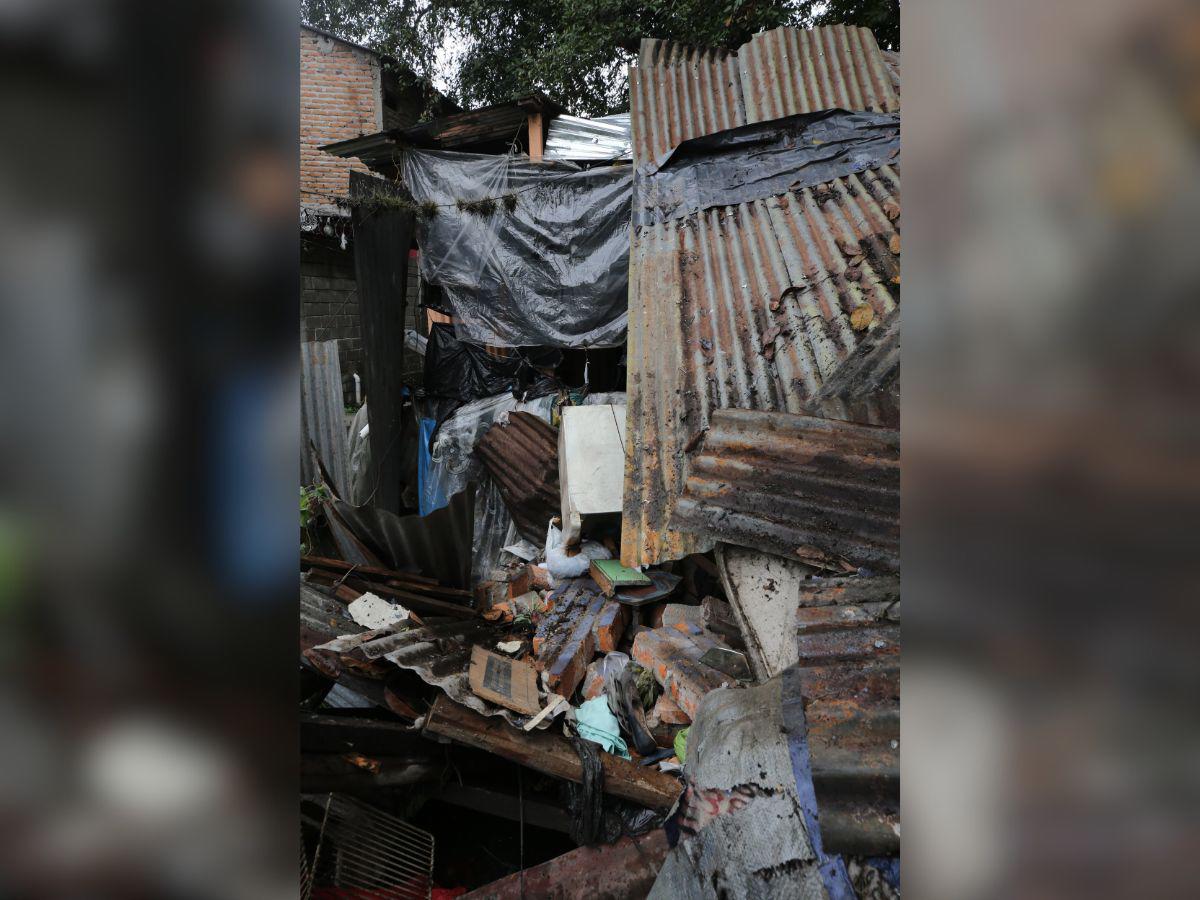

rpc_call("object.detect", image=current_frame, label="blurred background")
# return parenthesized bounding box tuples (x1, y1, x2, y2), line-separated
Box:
(903, 0, 1200, 896)
(0, 0, 1195, 896)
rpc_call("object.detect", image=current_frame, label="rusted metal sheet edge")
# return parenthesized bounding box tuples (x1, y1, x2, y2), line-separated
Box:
(671, 406, 899, 572)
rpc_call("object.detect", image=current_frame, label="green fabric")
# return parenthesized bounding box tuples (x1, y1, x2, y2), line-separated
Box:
(575, 697, 630, 759)
(674, 727, 689, 764)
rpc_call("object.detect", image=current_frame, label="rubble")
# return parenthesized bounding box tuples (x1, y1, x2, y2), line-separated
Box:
(304, 20, 901, 897)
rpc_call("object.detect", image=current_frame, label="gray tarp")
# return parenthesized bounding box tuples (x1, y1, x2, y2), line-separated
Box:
(402, 149, 632, 348)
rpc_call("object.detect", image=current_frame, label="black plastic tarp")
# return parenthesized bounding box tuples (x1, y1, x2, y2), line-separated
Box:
(402, 150, 632, 348)
(422, 323, 560, 403)
(635, 109, 900, 226)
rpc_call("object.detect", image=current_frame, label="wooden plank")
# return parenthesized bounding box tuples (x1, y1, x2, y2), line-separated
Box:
(341, 578, 477, 620)
(302, 554, 472, 600)
(527, 112, 544, 161)
(462, 830, 669, 899)
(422, 695, 683, 810)
(350, 171, 415, 515)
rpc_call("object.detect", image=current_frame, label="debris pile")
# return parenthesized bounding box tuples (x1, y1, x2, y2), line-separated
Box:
(304, 21, 901, 899)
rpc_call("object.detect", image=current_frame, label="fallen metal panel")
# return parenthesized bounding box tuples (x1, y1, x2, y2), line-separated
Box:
(370, 617, 538, 728)
(475, 411, 559, 543)
(544, 112, 632, 161)
(301, 340, 349, 496)
(631, 25, 898, 170)
(672, 409, 899, 573)
(622, 165, 900, 567)
(331, 487, 474, 590)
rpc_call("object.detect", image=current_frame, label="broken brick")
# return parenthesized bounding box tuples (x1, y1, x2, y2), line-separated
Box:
(592, 600, 629, 652)
(651, 692, 691, 726)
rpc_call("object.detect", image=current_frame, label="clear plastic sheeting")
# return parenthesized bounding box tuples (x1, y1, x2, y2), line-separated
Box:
(402, 149, 632, 348)
(421, 393, 557, 516)
(544, 113, 632, 162)
(346, 403, 372, 506)
(472, 476, 515, 585)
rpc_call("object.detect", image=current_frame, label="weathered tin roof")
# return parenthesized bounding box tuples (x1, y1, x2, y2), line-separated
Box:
(672, 408, 899, 573)
(631, 25, 899, 168)
(622, 166, 900, 566)
(621, 24, 899, 567)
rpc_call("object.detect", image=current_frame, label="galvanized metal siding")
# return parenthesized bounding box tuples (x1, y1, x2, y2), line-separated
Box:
(673, 409, 900, 572)
(544, 113, 632, 161)
(301, 340, 350, 496)
(621, 167, 900, 566)
(632, 25, 898, 168)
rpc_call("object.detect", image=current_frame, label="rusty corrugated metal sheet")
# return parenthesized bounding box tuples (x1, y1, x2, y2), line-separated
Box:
(808, 307, 900, 426)
(671, 408, 899, 573)
(713, 551, 899, 857)
(631, 25, 898, 168)
(622, 164, 900, 566)
(475, 411, 559, 543)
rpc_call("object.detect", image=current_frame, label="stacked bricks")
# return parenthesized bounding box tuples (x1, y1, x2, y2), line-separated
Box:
(300, 26, 381, 211)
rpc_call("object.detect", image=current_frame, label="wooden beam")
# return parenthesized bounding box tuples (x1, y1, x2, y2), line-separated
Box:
(303, 554, 473, 601)
(422, 695, 682, 810)
(342, 577, 478, 620)
(527, 112, 544, 161)
(462, 831, 669, 899)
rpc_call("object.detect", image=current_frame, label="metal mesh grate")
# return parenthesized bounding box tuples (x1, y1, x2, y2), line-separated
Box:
(303, 793, 435, 900)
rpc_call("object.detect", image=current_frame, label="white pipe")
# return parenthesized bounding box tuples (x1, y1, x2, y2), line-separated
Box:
(353, 373, 361, 406)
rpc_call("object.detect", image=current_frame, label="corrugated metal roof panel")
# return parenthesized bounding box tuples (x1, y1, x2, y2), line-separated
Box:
(544, 113, 632, 161)
(631, 25, 898, 168)
(621, 166, 900, 567)
(672, 408, 899, 573)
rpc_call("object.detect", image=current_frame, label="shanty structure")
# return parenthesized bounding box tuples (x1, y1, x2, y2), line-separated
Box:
(303, 21, 901, 900)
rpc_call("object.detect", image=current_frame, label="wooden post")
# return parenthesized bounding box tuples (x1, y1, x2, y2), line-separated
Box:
(527, 111, 544, 161)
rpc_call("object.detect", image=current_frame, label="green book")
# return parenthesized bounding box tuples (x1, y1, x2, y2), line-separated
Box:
(590, 558, 652, 597)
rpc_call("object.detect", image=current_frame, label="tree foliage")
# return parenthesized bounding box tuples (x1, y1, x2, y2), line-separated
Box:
(302, 0, 898, 117)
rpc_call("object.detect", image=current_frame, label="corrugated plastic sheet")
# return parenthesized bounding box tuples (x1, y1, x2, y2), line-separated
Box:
(621, 24, 900, 567)
(475, 412, 560, 543)
(631, 24, 899, 169)
(301, 340, 350, 497)
(672, 408, 899, 573)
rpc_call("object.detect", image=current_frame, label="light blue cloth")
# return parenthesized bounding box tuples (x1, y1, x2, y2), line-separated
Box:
(575, 697, 630, 759)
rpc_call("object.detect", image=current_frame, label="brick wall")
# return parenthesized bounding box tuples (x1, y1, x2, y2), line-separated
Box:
(301, 26, 382, 211)
(301, 236, 361, 396)
(302, 237, 427, 400)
